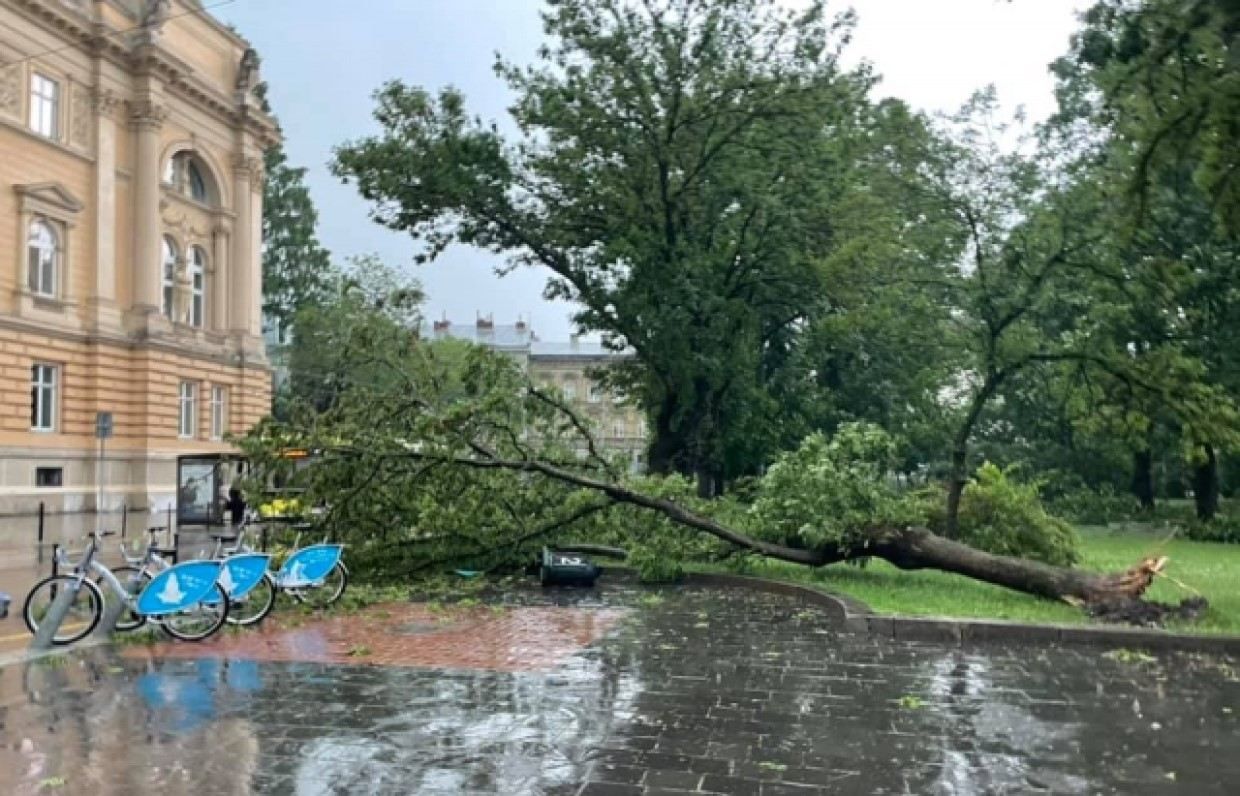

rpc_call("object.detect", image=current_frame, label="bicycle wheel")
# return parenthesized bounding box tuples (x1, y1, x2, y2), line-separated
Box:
(227, 572, 276, 626)
(290, 562, 348, 609)
(99, 566, 150, 632)
(23, 575, 103, 645)
(160, 584, 230, 642)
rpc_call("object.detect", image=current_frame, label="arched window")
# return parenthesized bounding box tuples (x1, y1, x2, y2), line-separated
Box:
(27, 218, 58, 297)
(189, 246, 207, 327)
(161, 237, 178, 319)
(165, 151, 218, 205)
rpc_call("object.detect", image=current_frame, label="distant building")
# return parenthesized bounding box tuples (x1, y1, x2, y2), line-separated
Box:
(423, 316, 647, 470)
(0, 0, 278, 514)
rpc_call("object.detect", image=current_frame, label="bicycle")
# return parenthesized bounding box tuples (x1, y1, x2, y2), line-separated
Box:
(108, 527, 275, 628)
(23, 530, 231, 645)
(231, 513, 348, 609)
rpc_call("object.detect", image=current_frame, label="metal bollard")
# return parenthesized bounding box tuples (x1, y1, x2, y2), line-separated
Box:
(36, 502, 45, 564)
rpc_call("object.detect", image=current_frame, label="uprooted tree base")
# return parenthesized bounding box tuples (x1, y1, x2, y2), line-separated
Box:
(1088, 596, 1209, 627)
(389, 449, 1203, 625)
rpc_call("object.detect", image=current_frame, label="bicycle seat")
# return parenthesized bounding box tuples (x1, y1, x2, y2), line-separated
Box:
(209, 533, 239, 542)
(96, 530, 117, 537)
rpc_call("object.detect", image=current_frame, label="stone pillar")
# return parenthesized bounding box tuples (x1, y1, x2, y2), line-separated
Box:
(230, 155, 255, 336)
(88, 88, 122, 330)
(249, 174, 264, 336)
(211, 220, 231, 332)
(130, 97, 167, 317)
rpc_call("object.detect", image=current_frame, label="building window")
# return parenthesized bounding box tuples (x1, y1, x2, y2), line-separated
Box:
(588, 384, 603, 404)
(210, 385, 227, 440)
(189, 246, 207, 327)
(165, 152, 216, 205)
(162, 237, 178, 319)
(178, 381, 197, 438)
(35, 467, 63, 488)
(562, 382, 577, 401)
(30, 364, 57, 432)
(188, 161, 209, 203)
(612, 420, 626, 438)
(27, 218, 59, 297)
(29, 73, 59, 139)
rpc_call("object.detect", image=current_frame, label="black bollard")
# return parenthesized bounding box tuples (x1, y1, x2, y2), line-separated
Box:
(36, 502, 45, 564)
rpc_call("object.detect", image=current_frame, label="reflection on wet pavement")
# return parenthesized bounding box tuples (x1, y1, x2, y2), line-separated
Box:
(128, 603, 627, 672)
(0, 584, 1237, 795)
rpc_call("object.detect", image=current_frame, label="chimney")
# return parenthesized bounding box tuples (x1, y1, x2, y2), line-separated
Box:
(476, 313, 494, 335)
(515, 315, 527, 333)
(432, 316, 450, 334)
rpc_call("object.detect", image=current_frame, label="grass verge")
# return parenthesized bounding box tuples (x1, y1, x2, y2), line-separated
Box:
(694, 526, 1240, 635)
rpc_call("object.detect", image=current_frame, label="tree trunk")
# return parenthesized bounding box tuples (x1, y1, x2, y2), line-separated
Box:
(647, 396, 684, 476)
(1193, 444, 1219, 522)
(1131, 448, 1156, 512)
(945, 446, 968, 538)
(872, 527, 1165, 604)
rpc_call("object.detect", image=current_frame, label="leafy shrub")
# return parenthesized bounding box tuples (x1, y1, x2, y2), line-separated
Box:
(749, 424, 919, 554)
(1186, 515, 1240, 543)
(926, 463, 1080, 566)
(1048, 486, 1141, 526)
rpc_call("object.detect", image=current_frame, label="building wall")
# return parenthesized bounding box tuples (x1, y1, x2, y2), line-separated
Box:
(0, 0, 278, 515)
(530, 357, 647, 469)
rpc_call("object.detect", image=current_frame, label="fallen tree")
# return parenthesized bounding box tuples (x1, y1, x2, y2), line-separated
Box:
(387, 440, 1170, 607)
(243, 333, 1188, 617)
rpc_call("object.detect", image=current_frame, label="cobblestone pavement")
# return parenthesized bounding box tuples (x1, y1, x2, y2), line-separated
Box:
(0, 584, 1237, 795)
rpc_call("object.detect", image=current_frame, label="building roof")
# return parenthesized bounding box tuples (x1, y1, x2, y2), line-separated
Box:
(420, 321, 536, 350)
(421, 318, 632, 361)
(531, 341, 629, 361)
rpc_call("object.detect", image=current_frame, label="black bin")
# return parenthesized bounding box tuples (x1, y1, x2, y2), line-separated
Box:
(540, 548, 601, 587)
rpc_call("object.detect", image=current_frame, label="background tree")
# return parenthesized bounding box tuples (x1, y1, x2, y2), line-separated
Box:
(1057, 0, 1240, 234)
(256, 83, 336, 339)
(333, 0, 890, 495)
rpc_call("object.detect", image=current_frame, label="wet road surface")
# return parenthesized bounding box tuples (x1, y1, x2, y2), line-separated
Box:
(0, 584, 1237, 795)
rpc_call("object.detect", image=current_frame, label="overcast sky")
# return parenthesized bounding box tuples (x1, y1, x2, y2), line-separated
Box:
(215, 0, 1091, 340)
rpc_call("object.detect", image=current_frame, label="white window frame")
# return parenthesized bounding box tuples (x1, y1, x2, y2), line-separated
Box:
(31, 364, 58, 432)
(562, 382, 577, 401)
(189, 246, 207, 327)
(210, 385, 227, 440)
(162, 237, 178, 319)
(588, 384, 603, 404)
(27, 217, 59, 297)
(178, 381, 198, 439)
(29, 73, 60, 139)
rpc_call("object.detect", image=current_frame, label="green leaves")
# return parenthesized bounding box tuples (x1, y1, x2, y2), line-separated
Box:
(748, 424, 916, 553)
(262, 144, 334, 335)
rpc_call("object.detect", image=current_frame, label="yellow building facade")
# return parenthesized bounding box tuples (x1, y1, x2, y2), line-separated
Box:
(0, 0, 276, 514)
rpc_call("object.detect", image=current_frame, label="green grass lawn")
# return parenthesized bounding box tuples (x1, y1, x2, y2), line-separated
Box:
(700, 526, 1240, 635)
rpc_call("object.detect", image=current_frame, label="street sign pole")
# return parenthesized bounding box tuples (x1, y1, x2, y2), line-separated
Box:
(95, 412, 113, 517)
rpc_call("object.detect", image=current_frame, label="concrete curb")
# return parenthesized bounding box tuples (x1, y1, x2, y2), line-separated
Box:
(681, 572, 1240, 654)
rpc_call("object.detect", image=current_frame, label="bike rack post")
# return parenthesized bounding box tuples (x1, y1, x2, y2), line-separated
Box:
(94, 573, 141, 638)
(30, 573, 83, 652)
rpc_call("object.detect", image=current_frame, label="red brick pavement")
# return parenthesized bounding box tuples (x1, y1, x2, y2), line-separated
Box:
(125, 603, 627, 672)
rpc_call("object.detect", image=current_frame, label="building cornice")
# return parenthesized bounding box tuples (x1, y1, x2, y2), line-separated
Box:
(0, 314, 272, 372)
(9, 1, 281, 147)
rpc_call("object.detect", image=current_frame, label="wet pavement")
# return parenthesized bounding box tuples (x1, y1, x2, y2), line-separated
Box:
(0, 583, 1238, 795)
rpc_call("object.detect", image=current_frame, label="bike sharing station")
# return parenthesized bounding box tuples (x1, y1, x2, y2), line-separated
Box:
(24, 447, 347, 652)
